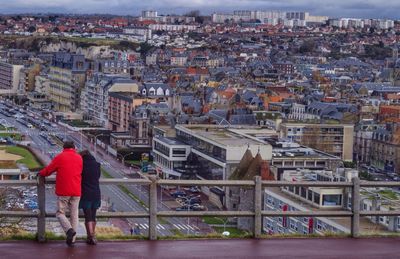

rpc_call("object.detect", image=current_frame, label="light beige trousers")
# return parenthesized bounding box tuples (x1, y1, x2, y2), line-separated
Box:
(56, 196, 80, 234)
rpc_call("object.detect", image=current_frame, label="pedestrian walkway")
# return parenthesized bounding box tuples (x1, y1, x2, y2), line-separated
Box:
(1, 237, 399, 259)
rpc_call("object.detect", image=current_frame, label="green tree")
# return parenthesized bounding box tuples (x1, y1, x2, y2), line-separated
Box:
(28, 26, 36, 33)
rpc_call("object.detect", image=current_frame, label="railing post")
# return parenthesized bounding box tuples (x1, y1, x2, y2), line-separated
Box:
(351, 177, 360, 238)
(37, 175, 46, 242)
(254, 176, 262, 238)
(149, 176, 158, 240)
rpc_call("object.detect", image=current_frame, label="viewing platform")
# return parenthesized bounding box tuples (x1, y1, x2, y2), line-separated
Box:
(1, 237, 399, 259)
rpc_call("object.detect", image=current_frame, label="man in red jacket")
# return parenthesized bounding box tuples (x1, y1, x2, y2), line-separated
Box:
(40, 141, 83, 246)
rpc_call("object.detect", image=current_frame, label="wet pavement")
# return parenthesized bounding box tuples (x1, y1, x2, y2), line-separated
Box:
(1, 237, 399, 259)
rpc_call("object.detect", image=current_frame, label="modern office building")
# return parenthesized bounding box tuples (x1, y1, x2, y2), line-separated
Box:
(280, 123, 354, 161)
(153, 125, 273, 180)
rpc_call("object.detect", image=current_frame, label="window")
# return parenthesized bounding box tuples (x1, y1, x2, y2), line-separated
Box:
(314, 193, 320, 205)
(290, 222, 296, 230)
(316, 221, 322, 230)
(301, 187, 307, 199)
(307, 190, 313, 201)
(172, 149, 186, 157)
(322, 194, 342, 206)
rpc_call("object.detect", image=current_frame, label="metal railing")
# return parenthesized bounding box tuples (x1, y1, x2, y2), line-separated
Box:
(1, 176, 400, 242)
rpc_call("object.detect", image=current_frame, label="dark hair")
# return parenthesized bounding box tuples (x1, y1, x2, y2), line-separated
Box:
(63, 141, 75, 149)
(79, 150, 91, 157)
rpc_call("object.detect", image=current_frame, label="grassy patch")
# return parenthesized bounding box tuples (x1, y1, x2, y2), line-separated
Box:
(158, 217, 168, 225)
(4, 146, 42, 169)
(0, 232, 37, 241)
(119, 185, 148, 209)
(378, 190, 398, 200)
(202, 216, 228, 225)
(126, 160, 141, 166)
(213, 227, 252, 238)
(0, 133, 22, 141)
(0, 125, 15, 131)
(101, 168, 113, 178)
(63, 120, 93, 128)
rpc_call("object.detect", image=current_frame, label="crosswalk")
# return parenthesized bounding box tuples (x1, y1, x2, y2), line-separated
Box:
(135, 223, 200, 231)
(101, 161, 111, 167)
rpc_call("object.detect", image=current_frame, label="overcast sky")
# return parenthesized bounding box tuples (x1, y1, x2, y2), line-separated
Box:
(0, 0, 399, 19)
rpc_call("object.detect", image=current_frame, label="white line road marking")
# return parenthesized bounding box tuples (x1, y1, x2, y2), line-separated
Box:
(186, 225, 195, 230)
(157, 224, 165, 230)
(139, 224, 147, 229)
(173, 224, 182, 230)
(177, 224, 188, 230)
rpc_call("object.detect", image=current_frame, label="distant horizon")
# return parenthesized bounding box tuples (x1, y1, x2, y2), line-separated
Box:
(0, 10, 398, 21)
(0, 0, 398, 20)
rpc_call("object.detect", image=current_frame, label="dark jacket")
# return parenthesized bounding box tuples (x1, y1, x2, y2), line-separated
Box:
(40, 148, 82, 196)
(81, 154, 101, 201)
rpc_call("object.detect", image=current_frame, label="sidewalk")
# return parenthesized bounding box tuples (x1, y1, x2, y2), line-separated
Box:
(1, 237, 399, 259)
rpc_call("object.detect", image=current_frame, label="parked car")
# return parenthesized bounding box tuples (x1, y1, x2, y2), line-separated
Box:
(170, 190, 186, 198)
(189, 186, 201, 193)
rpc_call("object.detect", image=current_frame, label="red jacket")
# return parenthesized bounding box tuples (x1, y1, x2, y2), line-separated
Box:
(40, 148, 83, 197)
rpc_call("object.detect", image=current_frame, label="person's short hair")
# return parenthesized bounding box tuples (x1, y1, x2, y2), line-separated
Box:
(79, 149, 91, 157)
(63, 141, 75, 149)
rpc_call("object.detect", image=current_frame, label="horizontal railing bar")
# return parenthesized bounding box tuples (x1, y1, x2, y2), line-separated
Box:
(262, 181, 353, 187)
(0, 211, 38, 217)
(360, 182, 400, 187)
(261, 211, 353, 217)
(5, 180, 400, 188)
(157, 210, 255, 217)
(158, 180, 255, 186)
(46, 212, 149, 218)
(99, 179, 151, 185)
(360, 211, 400, 216)
(41, 178, 152, 185)
(0, 180, 37, 186)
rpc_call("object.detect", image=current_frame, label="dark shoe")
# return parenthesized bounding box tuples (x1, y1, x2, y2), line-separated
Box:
(87, 222, 97, 245)
(87, 236, 97, 245)
(66, 228, 76, 247)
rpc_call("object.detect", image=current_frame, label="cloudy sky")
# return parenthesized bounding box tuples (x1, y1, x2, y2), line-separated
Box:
(0, 0, 399, 19)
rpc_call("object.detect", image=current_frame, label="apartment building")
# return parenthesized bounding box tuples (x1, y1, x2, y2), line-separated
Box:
(370, 125, 400, 173)
(81, 74, 132, 127)
(280, 123, 354, 161)
(48, 53, 86, 112)
(0, 61, 23, 95)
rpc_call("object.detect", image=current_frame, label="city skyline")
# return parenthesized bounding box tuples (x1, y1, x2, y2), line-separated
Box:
(0, 0, 399, 20)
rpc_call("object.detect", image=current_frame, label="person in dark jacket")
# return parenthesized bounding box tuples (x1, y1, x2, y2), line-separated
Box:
(79, 150, 101, 245)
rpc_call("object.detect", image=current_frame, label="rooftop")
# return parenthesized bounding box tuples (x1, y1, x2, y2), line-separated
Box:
(177, 125, 266, 147)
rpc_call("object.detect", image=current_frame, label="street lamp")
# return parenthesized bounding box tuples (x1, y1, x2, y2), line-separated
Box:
(215, 217, 232, 235)
(117, 152, 135, 166)
(93, 133, 107, 160)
